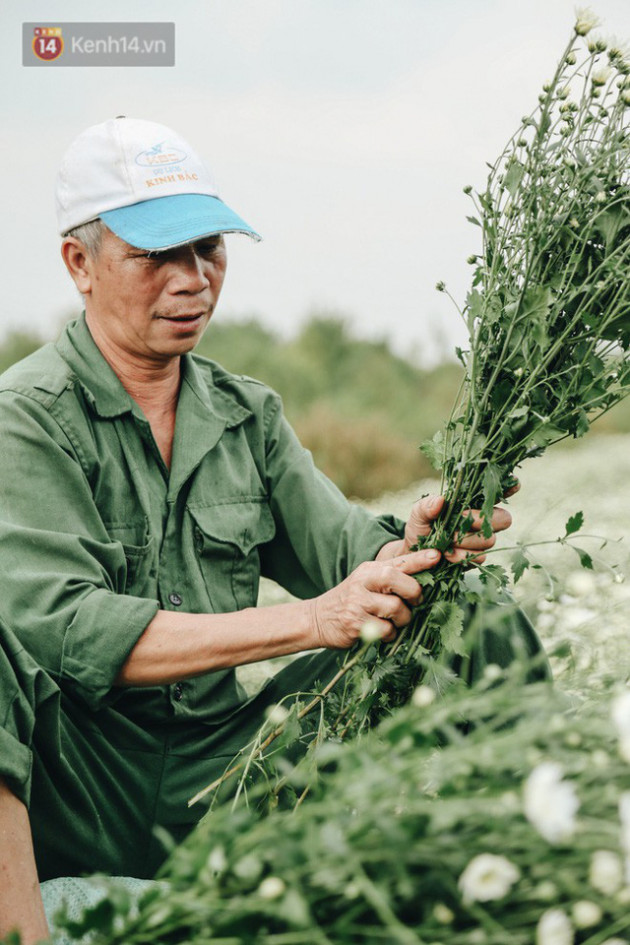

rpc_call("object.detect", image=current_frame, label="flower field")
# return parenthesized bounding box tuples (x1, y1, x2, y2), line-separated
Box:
(26, 444, 630, 944)
(18, 11, 630, 942)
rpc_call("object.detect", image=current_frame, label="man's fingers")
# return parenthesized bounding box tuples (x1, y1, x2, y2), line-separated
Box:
(503, 480, 520, 499)
(445, 549, 487, 566)
(459, 506, 512, 534)
(454, 532, 496, 553)
(393, 548, 441, 574)
(369, 593, 413, 628)
(362, 550, 440, 607)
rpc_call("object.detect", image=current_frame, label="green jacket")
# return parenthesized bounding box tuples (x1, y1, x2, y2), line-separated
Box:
(0, 315, 403, 877)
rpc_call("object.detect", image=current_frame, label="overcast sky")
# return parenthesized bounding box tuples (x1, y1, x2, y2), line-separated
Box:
(1, 0, 628, 364)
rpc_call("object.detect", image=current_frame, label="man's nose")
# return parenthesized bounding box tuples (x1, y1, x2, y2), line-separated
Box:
(171, 249, 210, 293)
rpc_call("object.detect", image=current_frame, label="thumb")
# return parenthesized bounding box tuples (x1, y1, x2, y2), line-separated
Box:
(404, 494, 445, 549)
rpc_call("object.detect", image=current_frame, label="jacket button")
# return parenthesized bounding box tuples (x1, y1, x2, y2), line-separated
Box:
(173, 682, 184, 702)
(168, 592, 183, 607)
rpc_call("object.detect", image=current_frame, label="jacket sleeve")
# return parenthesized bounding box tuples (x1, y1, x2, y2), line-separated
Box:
(259, 394, 405, 599)
(0, 393, 159, 711)
(0, 618, 60, 806)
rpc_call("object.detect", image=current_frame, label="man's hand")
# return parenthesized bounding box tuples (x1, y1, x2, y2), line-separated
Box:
(376, 493, 513, 567)
(310, 548, 441, 649)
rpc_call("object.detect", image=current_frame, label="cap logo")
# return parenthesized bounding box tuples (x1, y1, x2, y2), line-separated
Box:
(135, 141, 188, 168)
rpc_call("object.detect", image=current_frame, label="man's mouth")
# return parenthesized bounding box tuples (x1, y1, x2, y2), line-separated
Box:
(159, 312, 206, 323)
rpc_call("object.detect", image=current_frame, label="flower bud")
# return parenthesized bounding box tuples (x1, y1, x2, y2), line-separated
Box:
(435, 281, 446, 292)
(412, 685, 436, 708)
(433, 903, 455, 924)
(360, 620, 384, 644)
(265, 703, 289, 725)
(572, 900, 602, 929)
(258, 876, 286, 900)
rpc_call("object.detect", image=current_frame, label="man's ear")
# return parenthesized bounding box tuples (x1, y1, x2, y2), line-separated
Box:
(61, 238, 93, 294)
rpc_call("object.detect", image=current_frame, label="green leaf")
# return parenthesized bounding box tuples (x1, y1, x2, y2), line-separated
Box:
(520, 285, 553, 348)
(479, 564, 509, 589)
(419, 430, 446, 471)
(511, 548, 530, 583)
(564, 511, 584, 536)
(572, 546, 594, 570)
(458, 511, 475, 536)
(274, 705, 303, 751)
(430, 601, 466, 656)
(481, 463, 503, 537)
(594, 205, 630, 250)
(414, 572, 435, 589)
(575, 409, 589, 438)
(466, 215, 481, 227)
(466, 289, 484, 321)
(503, 160, 525, 196)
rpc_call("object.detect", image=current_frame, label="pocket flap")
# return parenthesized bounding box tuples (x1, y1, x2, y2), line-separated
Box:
(189, 500, 276, 555)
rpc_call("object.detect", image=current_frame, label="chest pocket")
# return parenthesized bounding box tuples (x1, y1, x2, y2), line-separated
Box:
(104, 519, 156, 598)
(188, 500, 276, 612)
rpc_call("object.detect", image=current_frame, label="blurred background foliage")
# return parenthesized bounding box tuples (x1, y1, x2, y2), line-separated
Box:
(1, 312, 629, 499)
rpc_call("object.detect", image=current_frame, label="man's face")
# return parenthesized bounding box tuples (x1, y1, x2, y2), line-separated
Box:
(80, 227, 228, 362)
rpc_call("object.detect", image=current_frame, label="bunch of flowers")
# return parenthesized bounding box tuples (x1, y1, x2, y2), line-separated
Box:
(405, 6, 630, 669)
(186, 10, 630, 807)
(51, 664, 630, 944)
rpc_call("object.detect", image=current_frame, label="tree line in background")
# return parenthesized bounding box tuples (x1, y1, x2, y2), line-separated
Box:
(2, 313, 629, 499)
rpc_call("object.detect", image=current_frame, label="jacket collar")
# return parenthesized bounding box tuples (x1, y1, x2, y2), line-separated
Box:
(55, 315, 252, 489)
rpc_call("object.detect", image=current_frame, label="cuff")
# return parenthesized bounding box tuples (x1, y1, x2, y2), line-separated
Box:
(60, 591, 160, 710)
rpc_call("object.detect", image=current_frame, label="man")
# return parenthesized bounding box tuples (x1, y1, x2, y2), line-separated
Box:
(0, 118, 527, 902)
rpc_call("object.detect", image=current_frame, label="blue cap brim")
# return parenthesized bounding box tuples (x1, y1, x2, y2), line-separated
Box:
(100, 193, 261, 250)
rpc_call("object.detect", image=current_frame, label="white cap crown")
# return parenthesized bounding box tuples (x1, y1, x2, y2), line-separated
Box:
(56, 117, 220, 234)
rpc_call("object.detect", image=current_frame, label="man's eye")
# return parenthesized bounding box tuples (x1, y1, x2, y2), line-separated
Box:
(196, 240, 222, 257)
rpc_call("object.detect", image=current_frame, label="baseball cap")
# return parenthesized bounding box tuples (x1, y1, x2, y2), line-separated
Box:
(55, 117, 261, 250)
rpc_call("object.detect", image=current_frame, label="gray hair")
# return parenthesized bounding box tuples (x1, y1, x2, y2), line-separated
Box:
(64, 218, 108, 258)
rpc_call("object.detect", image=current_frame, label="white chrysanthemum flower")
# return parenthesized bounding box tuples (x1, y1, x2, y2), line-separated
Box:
(611, 693, 630, 761)
(360, 620, 384, 644)
(590, 850, 624, 895)
(412, 685, 436, 708)
(572, 899, 602, 929)
(619, 792, 630, 842)
(536, 908, 574, 945)
(483, 663, 502, 682)
(619, 737, 630, 764)
(258, 876, 286, 900)
(616, 885, 630, 904)
(591, 749, 610, 768)
(265, 702, 289, 725)
(592, 66, 613, 86)
(207, 845, 227, 873)
(574, 8, 600, 35)
(458, 853, 520, 903)
(566, 570, 596, 597)
(618, 792, 630, 881)
(524, 762, 579, 844)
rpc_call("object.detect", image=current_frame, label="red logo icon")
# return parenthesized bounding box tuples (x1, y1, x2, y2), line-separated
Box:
(32, 27, 64, 61)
